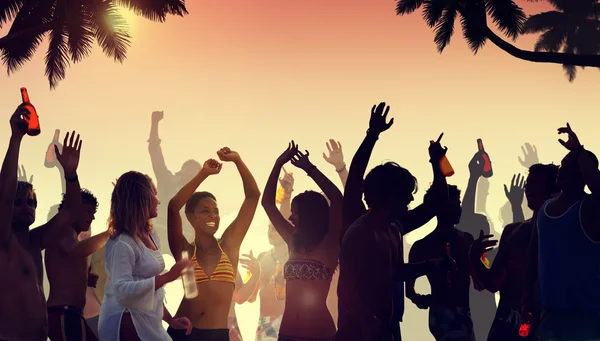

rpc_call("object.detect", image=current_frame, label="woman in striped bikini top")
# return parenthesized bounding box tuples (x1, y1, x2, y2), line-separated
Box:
(262, 142, 343, 341)
(166, 150, 261, 341)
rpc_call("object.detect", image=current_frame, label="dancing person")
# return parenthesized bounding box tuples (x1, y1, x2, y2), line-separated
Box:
(471, 165, 558, 341)
(98, 172, 193, 341)
(167, 147, 261, 341)
(0, 109, 82, 341)
(262, 142, 343, 340)
(522, 123, 600, 341)
(407, 185, 481, 341)
(45, 190, 108, 341)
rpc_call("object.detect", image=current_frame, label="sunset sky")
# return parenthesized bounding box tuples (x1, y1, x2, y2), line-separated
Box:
(0, 0, 598, 339)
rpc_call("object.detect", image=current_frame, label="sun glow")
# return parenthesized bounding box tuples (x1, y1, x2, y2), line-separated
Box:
(113, 6, 137, 35)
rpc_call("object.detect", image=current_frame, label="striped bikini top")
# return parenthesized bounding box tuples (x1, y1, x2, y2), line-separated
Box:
(191, 242, 236, 285)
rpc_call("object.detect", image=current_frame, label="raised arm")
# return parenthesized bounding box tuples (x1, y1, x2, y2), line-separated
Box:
(558, 124, 600, 199)
(168, 159, 221, 260)
(278, 168, 294, 222)
(462, 152, 484, 217)
(322, 139, 348, 188)
(219, 147, 261, 250)
(262, 143, 298, 246)
(235, 251, 261, 304)
(291, 147, 343, 242)
(61, 230, 110, 258)
(147, 111, 173, 183)
(0, 105, 30, 248)
(504, 174, 526, 223)
(470, 227, 508, 293)
(342, 103, 394, 241)
(402, 134, 449, 235)
(31, 131, 83, 250)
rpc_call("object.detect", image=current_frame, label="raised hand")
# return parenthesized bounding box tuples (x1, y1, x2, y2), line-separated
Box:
(368, 102, 394, 135)
(275, 141, 299, 166)
(200, 159, 222, 176)
(290, 147, 314, 173)
(17, 165, 33, 183)
(279, 167, 294, 192)
(504, 174, 525, 207)
(151, 111, 164, 122)
(468, 152, 485, 178)
(518, 143, 538, 168)
(558, 123, 582, 151)
(10, 104, 30, 138)
(217, 147, 241, 163)
(470, 230, 498, 260)
(322, 139, 344, 168)
(55, 131, 82, 175)
(240, 250, 261, 276)
(428, 132, 448, 163)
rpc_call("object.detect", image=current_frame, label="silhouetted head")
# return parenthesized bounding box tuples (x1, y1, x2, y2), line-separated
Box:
(13, 181, 37, 230)
(363, 162, 417, 218)
(176, 160, 202, 186)
(58, 189, 98, 233)
(267, 222, 284, 246)
(185, 191, 220, 237)
(109, 171, 159, 240)
(424, 184, 462, 225)
(525, 163, 559, 211)
(557, 150, 598, 193)
(289, 191, 329, 252)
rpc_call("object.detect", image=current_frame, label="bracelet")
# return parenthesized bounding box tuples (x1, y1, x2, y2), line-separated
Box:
(336, 163, 347, 173)
(306, 165, 317, 175)
(147, 138, 161, 144)
(366, 129, 379, 140)
(65, 174, 78, 183)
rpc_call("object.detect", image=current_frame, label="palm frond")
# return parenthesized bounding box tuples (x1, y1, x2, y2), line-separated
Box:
(64, 1, 95, 63)
(114, 0, 187, 22)
(396, 0, 425, 15)
(533, 27, 566, 52)
(459, 0, 487, 53)
(484, 0, 526, 40)
(522, 11, 565, 34)
(0, 0, 22, 28)
(423, 0, 448, 28)
(45, 22, 70, 89)
(574, 20, 600, 55)
(1, 0, 54, 73)
(90, 0, 130, 62)
(562, 33, 576, 81)
(433, 7, 457, 52)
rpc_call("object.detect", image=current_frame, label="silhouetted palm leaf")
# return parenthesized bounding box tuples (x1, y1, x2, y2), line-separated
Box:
(91, 0, 130, 62)
(45, 21, 69, 88)
(521, 11, 564, 33)
(0, 0, 22, 27)
(434, 7, 456, 52)
(114, 0, 187, 22)
(1, 0, 54, 73)
(460, 0, 487, 52)
(533, 27, 566, 52)
(396, 0, 425, 15)
(562, 33, 576, 80)
(65, 0, 94, 62)
(484, 0, 526, 40)
(423, 0, 447, 27)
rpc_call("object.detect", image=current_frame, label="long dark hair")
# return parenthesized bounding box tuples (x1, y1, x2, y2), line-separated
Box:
(291, 190, 329, 252)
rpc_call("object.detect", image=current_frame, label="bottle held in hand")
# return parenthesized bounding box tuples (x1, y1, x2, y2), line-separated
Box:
(181, 251, 198, 299)
(20, 87, 41, 136)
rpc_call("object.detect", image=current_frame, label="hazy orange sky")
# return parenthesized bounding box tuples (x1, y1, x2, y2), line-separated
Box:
(0, 0, 598, 340)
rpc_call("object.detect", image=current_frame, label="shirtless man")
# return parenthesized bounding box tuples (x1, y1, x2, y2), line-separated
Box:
(523, 123, 600, 341)
(0, 105, 82, 341)
(470, 164, 558, 341)
(407, 185, 482, 341)
(45, 189, 110, 341)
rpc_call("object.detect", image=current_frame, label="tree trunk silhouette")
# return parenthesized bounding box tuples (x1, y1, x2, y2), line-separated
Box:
(0, 23, 53, 50)
(485, 27, 600, 67)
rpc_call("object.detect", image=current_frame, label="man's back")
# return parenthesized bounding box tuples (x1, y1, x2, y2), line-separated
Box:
(0, 236, 47, 341)
(337, 213, 400, 340)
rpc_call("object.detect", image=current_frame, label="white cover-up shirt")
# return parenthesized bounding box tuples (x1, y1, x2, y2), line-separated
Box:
(98, 229, 170, 341)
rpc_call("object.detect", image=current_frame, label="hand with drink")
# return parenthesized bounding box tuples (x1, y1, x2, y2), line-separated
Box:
(10, 104, 30, 139)
(168, 257, 195, 282)
(279, 167, 294, 192)
(20, 87, 40, 136)
(17, 165, 33, 183)
(240, 250, 261, 279)
(468, 152, 486, 178)
(504, 174, 525, 208)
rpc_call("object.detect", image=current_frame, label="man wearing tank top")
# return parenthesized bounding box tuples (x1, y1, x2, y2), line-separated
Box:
(523, 123, 600, 341)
